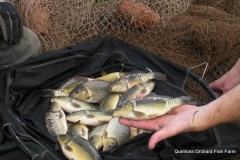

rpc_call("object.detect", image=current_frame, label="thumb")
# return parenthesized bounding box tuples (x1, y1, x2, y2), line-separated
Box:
(148, 127, 180, 150)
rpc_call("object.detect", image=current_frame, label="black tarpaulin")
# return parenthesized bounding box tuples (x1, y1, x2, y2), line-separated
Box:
(0, 37, 239, 160)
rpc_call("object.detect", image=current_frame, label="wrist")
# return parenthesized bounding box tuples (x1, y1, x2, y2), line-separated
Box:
(235, 59, 240, 73)
(190, 105, 214, 132)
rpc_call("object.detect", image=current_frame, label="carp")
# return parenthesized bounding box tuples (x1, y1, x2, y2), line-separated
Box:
(43, 76, 93, 97)
(51, 97, 96, 113)
(57, 135, 102, 160)
(67, 123, 89, 140)
(113, 95, 194, 120)
(119, 81, 155, 105)
(102, 117, 129, 151)
(45, 103, 68, 136)
(99, 93, 122, 112)
(108, 72, 166, 93)
(69, 80, 111, 103)
(89, 124, 108, 150)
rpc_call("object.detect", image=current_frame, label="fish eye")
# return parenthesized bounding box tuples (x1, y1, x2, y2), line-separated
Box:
(75, 91, 79, 94)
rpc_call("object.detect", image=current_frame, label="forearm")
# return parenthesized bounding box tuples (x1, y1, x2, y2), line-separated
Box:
(192, 83, 240, 131)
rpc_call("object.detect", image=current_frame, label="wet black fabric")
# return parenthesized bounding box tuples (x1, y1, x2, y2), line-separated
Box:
(0, 37, 239, 160)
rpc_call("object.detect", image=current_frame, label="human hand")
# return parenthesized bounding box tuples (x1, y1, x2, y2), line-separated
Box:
(209, 60, 240, 97)
(0, 1, 23, 44)
(119, 105, 200, 150)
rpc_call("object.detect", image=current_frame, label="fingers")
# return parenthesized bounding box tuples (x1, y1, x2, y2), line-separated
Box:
(148, 127, 179, 150)
(11, 7, 23, 43)
(119, 118, 156, 131)
(209, 81, 221, 90)
(0, 12, 12, 43)
(11, 12, 20, 43)
(119, 118, 148, 128)
(209, 81, 223, 97)
(0, 2, 23, 44)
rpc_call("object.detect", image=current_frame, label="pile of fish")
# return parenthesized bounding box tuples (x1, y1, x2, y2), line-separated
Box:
(44, 71, 194, 160)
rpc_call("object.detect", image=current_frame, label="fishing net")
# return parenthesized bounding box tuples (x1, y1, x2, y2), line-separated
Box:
(8, 0, 240, 103)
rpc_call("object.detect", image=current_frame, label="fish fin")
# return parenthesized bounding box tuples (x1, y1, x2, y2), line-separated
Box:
(85, 93, 93, 101)
(103, 131, 108, 138)
(101, 70, 108, 76)
(179, 96, 191, 101)
(59, 110, 65, 119)
(153, 72, 167, 81)
(87, 114, 96, 118)
(140, 88, 148, 94)
(42, 89, 55, 97)
(98, 120, 110, 124)
(136, 88, 149, 98)
(63, 144, 73, 152)
(103, 137, 118, 152)
(72, 103, 82, 108)
(133, 111, 146, 118)
(148, 113, 158, 119)
(101, 110, 113, 116)
(81, 128, 86, 137)
(146, 93, 173, 99)
(55, 143, 60, 150)
(145, 92, 160, 97)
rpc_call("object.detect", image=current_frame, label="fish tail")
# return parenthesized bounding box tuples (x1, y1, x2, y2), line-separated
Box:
(153, 72, 167, 81)
(179, 96, 198, 105)
(101, 70, 108, 76)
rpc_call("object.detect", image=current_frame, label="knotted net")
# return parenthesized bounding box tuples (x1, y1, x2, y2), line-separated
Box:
(9, 0, 240, 103)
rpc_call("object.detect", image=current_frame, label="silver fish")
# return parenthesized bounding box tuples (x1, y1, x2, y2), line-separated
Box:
(89, 124, 108, 150)
(113, 96, 193, 120)
(51, 97, 97, 113)
(100, 93, 122, 112)
(119, 81, 155, 105)
(67, 123, 89, 140)
(69, 80, 111, 103)
(57, 135, 102, 160)
(45, 103, 68, 136)
(43, 76, 93, 97)
(108, 72, 166, 93)
(102, 117, 129, 151)
(66, 110, 113, 126)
